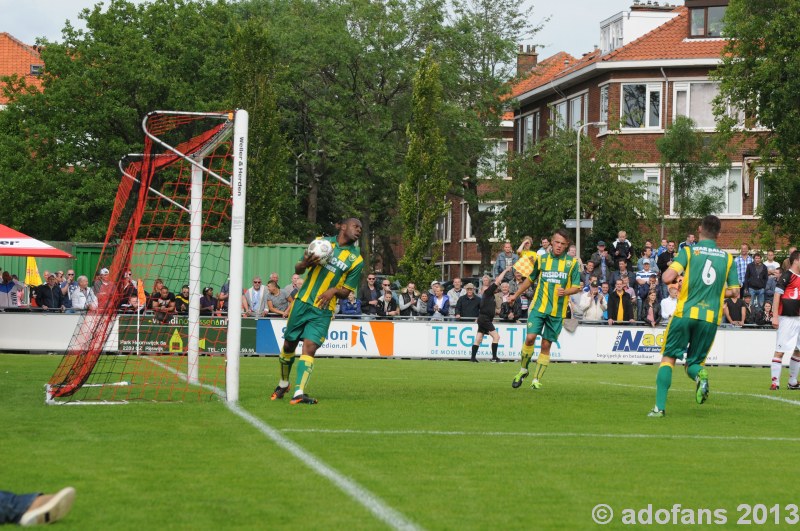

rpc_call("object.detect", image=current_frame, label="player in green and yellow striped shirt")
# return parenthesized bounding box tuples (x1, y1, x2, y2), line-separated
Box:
(508, 228, 582, 389)
(648, 215, 740, 417)
(270, 218, 364, 405)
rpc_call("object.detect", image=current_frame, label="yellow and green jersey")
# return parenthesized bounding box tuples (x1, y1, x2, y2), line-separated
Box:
(528, 252, 581, 318)
(296, 236, 364, 313)
(669, 239, 739, 324)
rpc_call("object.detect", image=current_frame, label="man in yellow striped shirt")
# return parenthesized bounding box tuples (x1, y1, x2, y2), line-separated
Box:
(508, 228, 581, 389)
(270, 218, 364, 405)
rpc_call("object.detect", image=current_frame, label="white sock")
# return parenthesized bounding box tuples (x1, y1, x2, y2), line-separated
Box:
(789, 355, 800, 385)
(771, 357, 783, 386)
(279, 379, 289, 388)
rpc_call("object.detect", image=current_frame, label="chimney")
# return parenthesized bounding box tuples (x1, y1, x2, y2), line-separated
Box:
(516, 44, 538, 76)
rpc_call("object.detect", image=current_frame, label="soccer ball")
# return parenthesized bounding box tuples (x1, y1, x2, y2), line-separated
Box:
(307, 238, 334, 264)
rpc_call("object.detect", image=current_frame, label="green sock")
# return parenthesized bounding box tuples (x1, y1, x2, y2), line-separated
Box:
(533, 353, 550, 381)
(655, 363, 673, 411)
(686, 364, 703, 381)
(520, 342, 535, 370)
(279, 350, 296, 385)
(293, 354, 315, 397)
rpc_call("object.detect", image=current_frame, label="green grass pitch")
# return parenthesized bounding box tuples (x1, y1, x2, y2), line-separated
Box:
(2, 353, 798, 530)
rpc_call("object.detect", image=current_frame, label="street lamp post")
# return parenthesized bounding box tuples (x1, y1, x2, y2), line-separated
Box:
(576, 121, 606, 260)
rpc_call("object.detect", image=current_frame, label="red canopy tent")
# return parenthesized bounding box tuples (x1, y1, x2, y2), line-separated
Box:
(0, 224, 73, 258)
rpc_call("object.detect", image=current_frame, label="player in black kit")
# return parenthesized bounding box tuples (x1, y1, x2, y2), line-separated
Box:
(470, 267, 512, 362)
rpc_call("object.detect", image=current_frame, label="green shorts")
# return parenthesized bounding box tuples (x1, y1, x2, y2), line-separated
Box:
(526, 310, 563, 343)
(661, 315, 718, 366)
(283, 300, 334, 346)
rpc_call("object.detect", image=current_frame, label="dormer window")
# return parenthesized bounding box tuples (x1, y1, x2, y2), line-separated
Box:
(687, 1, 728, 37)
(30, 64, 43, 76)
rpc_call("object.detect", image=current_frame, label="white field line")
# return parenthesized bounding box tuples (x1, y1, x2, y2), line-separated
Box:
(598, 381, 800, 407)
(145, 358, 420, 531)
(279, 428, 800, 443)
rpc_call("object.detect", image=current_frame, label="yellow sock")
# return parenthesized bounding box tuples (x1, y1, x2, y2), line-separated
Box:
(520, 342, 535, 370)
(533, 353, 550, 381)
(279, 350, 296, 385)
(293, 354, 315, 396)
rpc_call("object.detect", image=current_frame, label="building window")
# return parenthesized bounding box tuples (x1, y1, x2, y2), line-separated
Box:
(435, 207, 452, 243)
(518, 111, 539, 153)
(599, 85, 609, 133)
(621, 83, 661, 129)
(671, 168, 742, 216)
(479, 139, 510, 178)
(551, 101, 567, 132)
(690, 6, 726, 37)
(569, 95, 587, 131)
(622, 168, 661, 206)
(479, 203, 506, 242)
(753, 166, 775, 214)
(674, 82, 719, 129)
(30, 64, 43, 76)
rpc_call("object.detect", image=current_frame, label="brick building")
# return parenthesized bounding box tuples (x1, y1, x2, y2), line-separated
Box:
(0, 32, 44, 109)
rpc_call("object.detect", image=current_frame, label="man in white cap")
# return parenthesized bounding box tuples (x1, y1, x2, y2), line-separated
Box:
(93, 267, 110, 295)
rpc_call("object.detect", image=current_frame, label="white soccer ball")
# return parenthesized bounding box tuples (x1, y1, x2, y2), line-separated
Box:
(307, 238, 333, 264)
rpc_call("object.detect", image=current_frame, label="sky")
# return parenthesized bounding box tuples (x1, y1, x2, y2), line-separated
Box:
(1, 0, 642, 58)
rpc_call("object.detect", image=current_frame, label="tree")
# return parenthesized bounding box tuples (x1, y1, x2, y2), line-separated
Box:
(397, 51, 449, 287)
(0, 0, 236, 240)
(714, 0, 800, 242)
(656, 116, 731, 236)
(504, 127, 657, 261)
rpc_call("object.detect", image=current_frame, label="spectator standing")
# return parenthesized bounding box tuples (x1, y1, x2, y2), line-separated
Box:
(638, 290, 662, 327)
(70, 275, 98, 311)
(657, 240, 677, 298)
(769, 250, 800, 389)
(415, 292, 431, 317)
(610, 259, 635, 292)
(579, 280, 607, 321)
(218, 278, 230, 312)
(764, 250, 780, 273)
(360, 274, 380, 315)
(38, 274, 65, 311)
(0, 271, 22, 308)
(568, 282, 585, 320)
(723, 290, 749, 326)
(660, 285, 679, 324)
(428, 284, 449, 318)
(397, 282, 418, 316)
(635, 261, 659, 316)
(600, 281, 611, 320)
(339, 291, 362, 316)
(175, 285, 190, 314)
(477, 274, 492, 298)
(537, 237, 550, 257)
(766, 267, 781, 302)
(93, 267, 110, 295)
(590, 241, 613, 284)
(734, 243, 753, 291)
(493, 241, 518, 283)
(744, 252, 768, 307)
(611, 230, 633, 268)
(607, 279, 635, 325)
(376, 290, 399, 318)
(266, 280, 292, 318)
(508, 269, 525, 295)
(637, 246, 659, 272)
(447, 278, 463, 317)
(152, 285, 176, 322)
(655, 238, 668, 259)
(516, 236, 534, 258)
(199, 287, 218, 316)
(380, 278, 396, 303)
(678, 233, 696, 250)
(60, 270, 78, 309)
(244, 277, 268, 317)
(781, 246, 798, 271)
(282, 274, 301, 297)
(581, 260, 596, 287)
(454, 283, 480, 319)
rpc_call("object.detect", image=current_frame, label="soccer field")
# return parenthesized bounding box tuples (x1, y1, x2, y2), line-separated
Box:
(2, 354, 799, 530)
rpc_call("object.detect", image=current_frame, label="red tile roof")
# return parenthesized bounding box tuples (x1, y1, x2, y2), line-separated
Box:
(0, 33, 44, 104)
(510, 7, 727, 100)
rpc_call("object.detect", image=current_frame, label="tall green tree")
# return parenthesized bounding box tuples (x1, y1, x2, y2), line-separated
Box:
(0, 0, 235, 240)
(504, 128, 657, 261)
(398, 51, 448, 287)
(439, 0, 540, 272)
(714, 0, 800, 241)
(656, 116, 730, 236)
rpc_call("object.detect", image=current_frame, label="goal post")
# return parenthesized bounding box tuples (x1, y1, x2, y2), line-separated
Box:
(46, 109, 248, 404)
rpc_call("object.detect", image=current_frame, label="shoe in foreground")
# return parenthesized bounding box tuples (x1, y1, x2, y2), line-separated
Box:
(529, 379, 542, 389)
(647, 407, 665, 418)
(695, 367, 709, 404)
(770, 382, 780, 391)
(511, 370, 527, 389)
(19, 487, 76, 527)
(290, 394, 318, 405)
(788, 381, 800, 390)
(270, 385, 289, 400)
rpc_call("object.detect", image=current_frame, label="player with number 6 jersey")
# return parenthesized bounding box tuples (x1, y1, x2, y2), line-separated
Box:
(648, 215, 740, 417)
